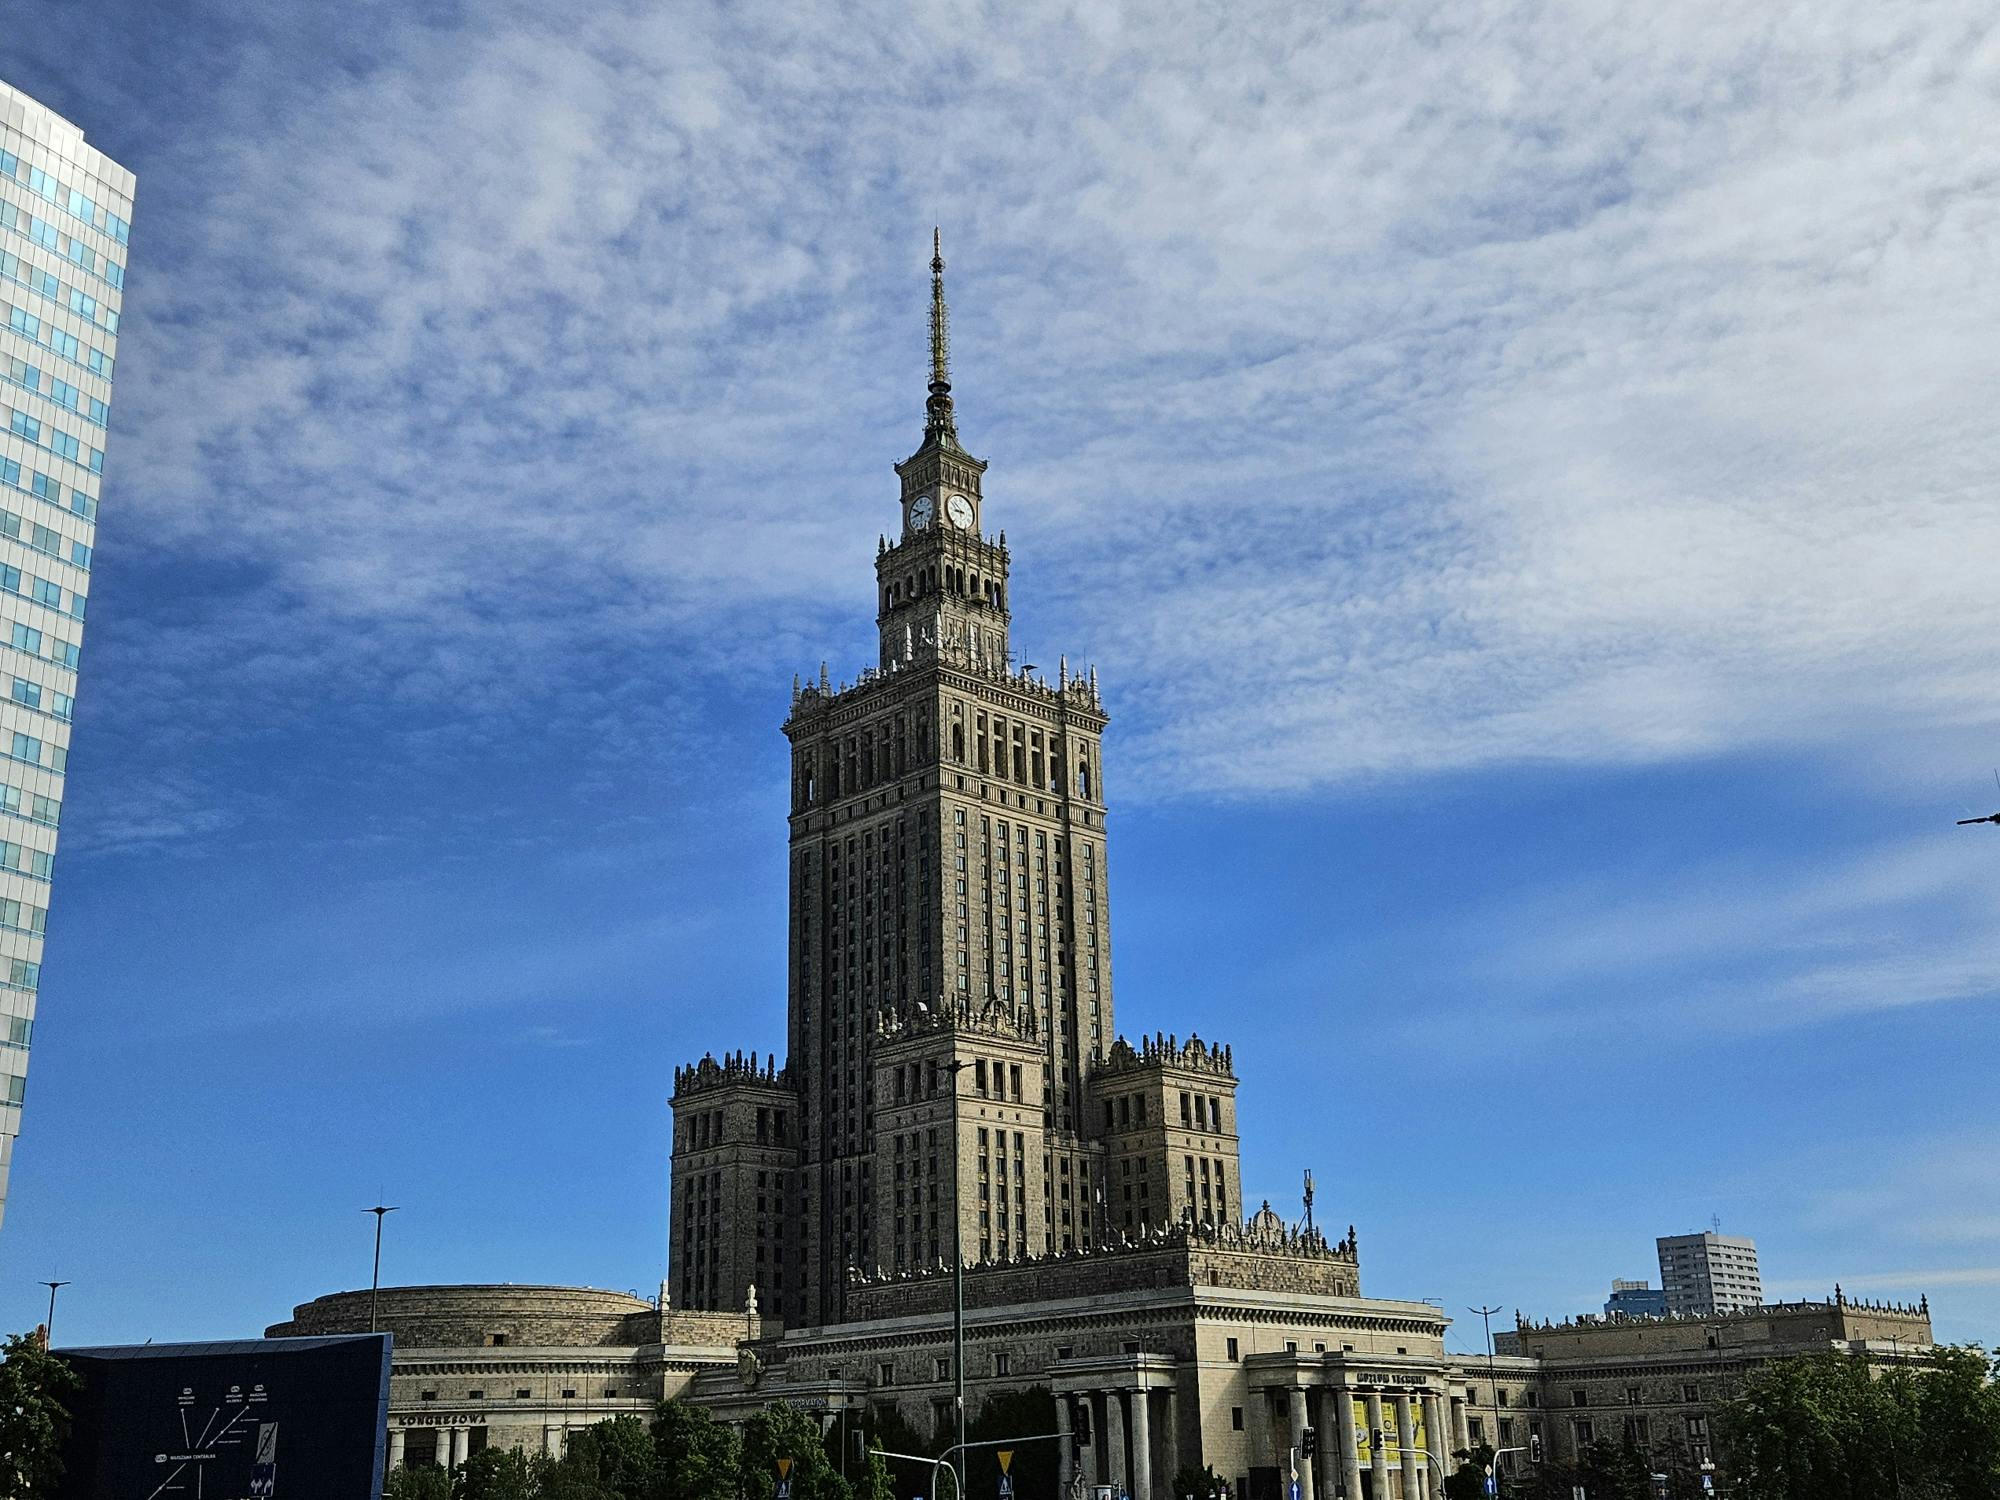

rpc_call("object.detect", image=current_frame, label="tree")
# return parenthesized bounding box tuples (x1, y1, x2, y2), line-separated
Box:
(741, 1402, 851, 1500)
(558, 1416, 658, 1500)
(387, 1466, 453, 1500)
(653, 1398, 742, 1500)
(1443, 1442, 1495, 1500)
(850, 1446, 897, 1500)
(0, 1331, 80, 1499)
(454, 1446, 538, 1500)
(1575, 1439, 1653, 1500)
(1174, 1462, 1228, 1499)
(965, 1386, 1059, 1500)
(1724, 1345, 2000, 1500)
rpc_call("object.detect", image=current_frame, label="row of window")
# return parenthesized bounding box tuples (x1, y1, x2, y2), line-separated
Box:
(4, 299, 115, 382)
(3, 354, 108, 429)
(0, 557, 86, 621)
(0, 195, 125, 290)
(0, 247, 119, 336)
(0, 782, 59, 826)
(10, 621, 80, 675)
(9, 678, 72, 722)
(4, 730, 67, 779)
(0, 896, 48, 935)
(0, 147, 132, 245)
(2, 453, 97, 525)
(1, 956, 38, 992)
(0, 1016, 30, 1048)
(0, 1072, 22, 1106)
(0, 838, 53, 881)
(0, 505, 90, 572)
(5, 402, 104, 474)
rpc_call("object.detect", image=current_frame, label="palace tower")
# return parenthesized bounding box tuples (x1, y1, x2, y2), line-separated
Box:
(671, 237, 1241, 1326)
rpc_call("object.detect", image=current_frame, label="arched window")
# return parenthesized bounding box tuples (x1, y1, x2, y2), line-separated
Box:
(951, 724, 965, 763)
(1079, 759, 1091, 799)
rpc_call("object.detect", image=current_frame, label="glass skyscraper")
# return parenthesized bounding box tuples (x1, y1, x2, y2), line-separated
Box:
(0, 80, 134, 1228)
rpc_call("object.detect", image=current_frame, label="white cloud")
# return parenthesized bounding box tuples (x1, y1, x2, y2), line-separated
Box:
(79, 0, 2000, 818)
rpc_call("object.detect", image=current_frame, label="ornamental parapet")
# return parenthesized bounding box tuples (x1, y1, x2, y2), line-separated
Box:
(1097, 1031, 1235, 1080)
(843, 1216, 1362, 1321)
(786, 652, 1104, 725)
(672, 1050, 794, 1099)
(875, 998, 1042, 1047)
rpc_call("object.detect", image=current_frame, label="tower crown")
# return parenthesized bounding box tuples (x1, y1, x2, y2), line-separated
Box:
(922, 227, 961, 454)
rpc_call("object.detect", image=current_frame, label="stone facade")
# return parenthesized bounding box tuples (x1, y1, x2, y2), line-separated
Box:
(264, 1285, 761, 1471)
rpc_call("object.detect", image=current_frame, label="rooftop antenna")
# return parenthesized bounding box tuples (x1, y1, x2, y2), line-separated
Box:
(1710, 1213, 1723, 1235)
(1302, 1168, 1315, 1235)
(1956, 769, 2000, 826)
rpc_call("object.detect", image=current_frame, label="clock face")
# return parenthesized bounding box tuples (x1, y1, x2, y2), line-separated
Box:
(908, 493, 936, 530)
(946, 492, 975, 529)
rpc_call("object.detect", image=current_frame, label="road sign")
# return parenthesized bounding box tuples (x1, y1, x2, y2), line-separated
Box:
(1290, 1483, 1302, 1500)
(999, 1478, 1014, 1500)
(777, 1459, 794, 1479)
(999, 1450, 1014, 1474)
(1484, 1480, 1498, 1496)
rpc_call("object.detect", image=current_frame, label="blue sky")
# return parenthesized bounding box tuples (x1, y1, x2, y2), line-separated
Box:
(2, 0, 1996, 1353)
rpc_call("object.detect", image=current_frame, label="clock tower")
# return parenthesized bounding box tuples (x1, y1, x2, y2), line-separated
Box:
(876, 232, 1010, 673)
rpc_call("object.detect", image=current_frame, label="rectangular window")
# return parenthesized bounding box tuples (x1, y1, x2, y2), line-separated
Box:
(1226, 1337, 1239, 1362)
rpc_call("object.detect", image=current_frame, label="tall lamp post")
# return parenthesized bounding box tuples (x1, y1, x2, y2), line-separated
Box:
(40, 1280, 68, 1346)
(944, 1058, 970, 1500)
(1470, 1304, 1504, 1495)
(366, 1205, 399, 1333)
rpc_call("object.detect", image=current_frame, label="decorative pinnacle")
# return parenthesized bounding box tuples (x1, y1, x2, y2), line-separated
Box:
(923, 227, 961, 451)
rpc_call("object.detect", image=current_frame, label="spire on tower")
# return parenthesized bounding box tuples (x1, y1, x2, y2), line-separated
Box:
(923, 228, 962, 452)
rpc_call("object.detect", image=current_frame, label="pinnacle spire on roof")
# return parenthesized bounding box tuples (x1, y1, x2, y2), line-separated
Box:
(922, 227, 962, 452)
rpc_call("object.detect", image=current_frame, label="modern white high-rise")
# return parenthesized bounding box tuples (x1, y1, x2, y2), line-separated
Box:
(0, 80, 134, 1229)
(1657, 1230, 1765, 1315)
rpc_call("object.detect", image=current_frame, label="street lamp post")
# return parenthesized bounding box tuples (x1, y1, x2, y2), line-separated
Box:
(365, 1205, 399, 1334)
(1470, 1304, 1505, 1496)
(944, 1058, 970, 1500)
(40, 1280, 68, 1346)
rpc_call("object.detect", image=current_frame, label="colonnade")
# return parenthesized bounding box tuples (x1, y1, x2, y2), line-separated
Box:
(1054, 1382, 1176, 1500)
(1273, 1385, 1456, 1500)
(387, 1424, 473, 1471)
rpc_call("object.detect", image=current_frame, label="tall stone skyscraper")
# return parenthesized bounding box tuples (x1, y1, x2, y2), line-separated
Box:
(0, 81, 135, 1228)
(672, 238, 1242, 1326)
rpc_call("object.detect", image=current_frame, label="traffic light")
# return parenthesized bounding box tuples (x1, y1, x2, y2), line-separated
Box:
(1372, 1429, 1385, 1451)
(1529, 1433, 1544, 1464)
(1301, 1426, 1318, 1459)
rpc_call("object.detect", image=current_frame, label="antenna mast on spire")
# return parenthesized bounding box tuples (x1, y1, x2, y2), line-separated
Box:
(922, 228, 961, 451)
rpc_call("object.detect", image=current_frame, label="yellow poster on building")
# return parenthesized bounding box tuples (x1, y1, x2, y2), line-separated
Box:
(1350, 1394, 1428, 1465)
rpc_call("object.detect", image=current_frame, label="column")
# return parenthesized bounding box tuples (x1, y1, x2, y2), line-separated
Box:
(1288, 1387, 1311, 1499)
(451, 1425, 471, 1470)
(1161, 1386, 1180, 1489)
(1130, 1388, 1153, 1500)
(544, 1424, 562, 1456)
(1450, 1396, 1468, 1455)
(1396, 1395, 1419, 1500)
(387, 1428, 405, 1470)
(1336, 1390, 1363, 1500)
(1422, 1396, 1446, 1489)
(1056, 1395, 1075, 1497)
(1106, 1388, 1128, 1494)
(1311, 1392, 1335, 1500)
(435, 1424, 455, 1471)
(1365, 1392, 1389, 1500)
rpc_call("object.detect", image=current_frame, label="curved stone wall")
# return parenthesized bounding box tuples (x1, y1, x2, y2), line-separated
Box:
(267, 1284, 662, 1349)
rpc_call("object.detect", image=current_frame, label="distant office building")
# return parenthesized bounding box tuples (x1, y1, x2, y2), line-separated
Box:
(1658, 1231, 1764, 1314)
(1605, 1278, 1668, 1317)
(0, 81, 135, 1228)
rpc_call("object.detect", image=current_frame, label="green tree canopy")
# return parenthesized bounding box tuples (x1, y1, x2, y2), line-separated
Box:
(1726, 1346, 2000, 1500)
(0, 1331, 80, 1500)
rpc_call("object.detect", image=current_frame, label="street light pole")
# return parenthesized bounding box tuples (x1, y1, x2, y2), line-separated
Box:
(1470, 1304, 1504, 1496)
(40, 1280, 68, 1346)
(944, 1058, 970, 1500)
(365, 1205, 399, 1334)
